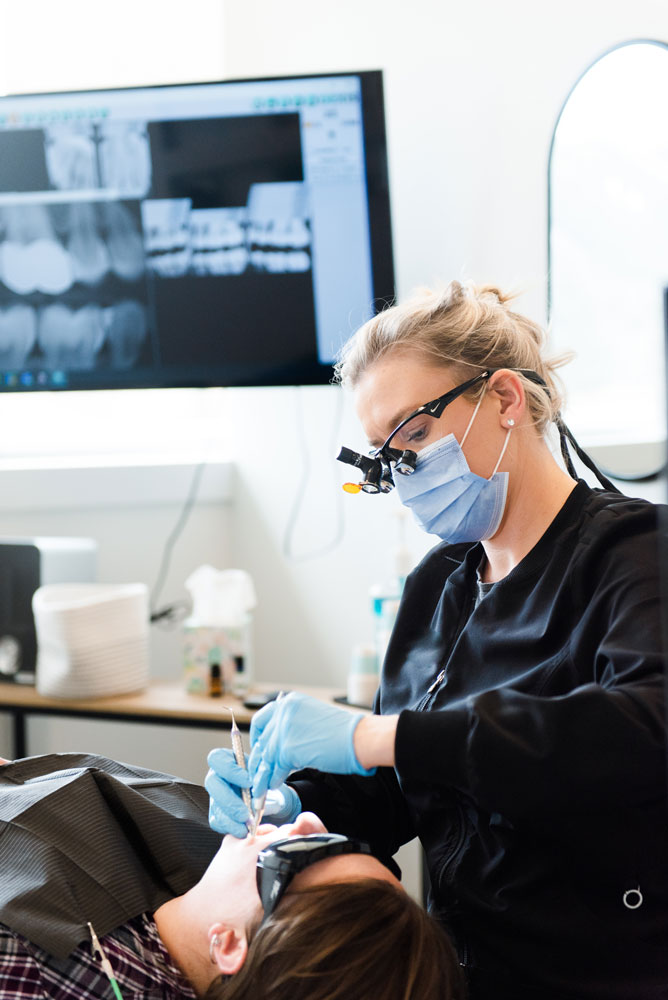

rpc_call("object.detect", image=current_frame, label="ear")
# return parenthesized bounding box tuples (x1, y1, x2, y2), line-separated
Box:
(208, 923, 249, 976)
(488, 369, 524, 427)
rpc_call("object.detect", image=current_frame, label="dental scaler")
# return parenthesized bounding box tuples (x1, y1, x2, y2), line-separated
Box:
(223, 706, 255, 834)
(248, 690, 285, 838)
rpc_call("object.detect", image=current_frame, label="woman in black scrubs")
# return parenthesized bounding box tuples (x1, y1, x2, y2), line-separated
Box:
(207, 280, 668, 1000)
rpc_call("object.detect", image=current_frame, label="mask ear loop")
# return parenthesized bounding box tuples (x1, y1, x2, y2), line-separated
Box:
(460, 390, 486, 448)
(489, 425, 512, 479)
(460, 382, 513, 480)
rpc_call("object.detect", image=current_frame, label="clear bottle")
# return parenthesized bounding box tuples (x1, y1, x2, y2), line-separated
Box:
(368, 509, 413, 667)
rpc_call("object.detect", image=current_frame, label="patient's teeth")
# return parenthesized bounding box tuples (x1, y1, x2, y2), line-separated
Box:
(225, 246, 249, 274)
(99, 121, 152, 198)
(31, 239, 73, 294)
(286, 250, 310, 272)
(67, 202, 110, 286)
(101, 202, 146, 282)
(103, 299, 146, 368)
(37, 303, 106, 369)
(0, 242, 38, 294)
(142, 199, 191, 277)
(44, 122, 98, 190)
(285, 217, 310, 249)
(1, 238, 73, 294)
(0, 304, 36, 366)
(246, 181, 312, 273)
(189, 208, 248, 275)
(0, 203, 73, 294)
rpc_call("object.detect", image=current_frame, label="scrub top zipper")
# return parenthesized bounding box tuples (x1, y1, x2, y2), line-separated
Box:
(428, 668, 446, 693)
(417, 587, 476, 711)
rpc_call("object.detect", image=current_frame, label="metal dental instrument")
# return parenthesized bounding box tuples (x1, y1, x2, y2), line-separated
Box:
(223, 706, 254, 829)
(249, 791, 266, 839)
(88, 922, 124, 1000)
(249, 690, 285, 838)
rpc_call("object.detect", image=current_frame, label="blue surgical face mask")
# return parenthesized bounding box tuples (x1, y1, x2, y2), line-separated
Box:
(393, 397, 511, 543)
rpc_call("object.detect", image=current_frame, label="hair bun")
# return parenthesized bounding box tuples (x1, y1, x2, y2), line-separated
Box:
(478, 284, 514, 306)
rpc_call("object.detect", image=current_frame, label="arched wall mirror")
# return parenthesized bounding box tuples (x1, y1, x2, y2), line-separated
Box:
(548, 39, 668, 481)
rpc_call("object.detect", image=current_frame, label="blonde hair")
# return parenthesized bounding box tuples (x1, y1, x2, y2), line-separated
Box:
(334, 280, 571, 433)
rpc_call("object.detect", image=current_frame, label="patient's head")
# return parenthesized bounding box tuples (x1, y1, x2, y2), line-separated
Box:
(207, 879, 464, 1000)
(200, 814, 465, 1000)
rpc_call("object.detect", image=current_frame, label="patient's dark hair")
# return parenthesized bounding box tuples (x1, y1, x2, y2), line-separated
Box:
(205, 879, 466, 1000)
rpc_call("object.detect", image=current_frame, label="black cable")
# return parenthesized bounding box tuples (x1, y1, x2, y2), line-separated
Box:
(556, 416, 621, 493)
(555, 416, 579, 480)
(150, 461, 207, 621)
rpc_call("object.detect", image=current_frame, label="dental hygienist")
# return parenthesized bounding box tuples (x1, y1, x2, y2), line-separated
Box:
(206, 281, 668, 1000)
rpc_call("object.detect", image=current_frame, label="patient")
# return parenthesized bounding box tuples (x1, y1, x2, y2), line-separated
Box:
(0, 753, 464, 999)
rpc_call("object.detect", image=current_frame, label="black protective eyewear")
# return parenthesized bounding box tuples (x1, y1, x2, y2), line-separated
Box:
(337, 364, 622, 496)
(372, 368, 496, 459)
(338, 368, 545, 494)
(256, 833, 372, 921)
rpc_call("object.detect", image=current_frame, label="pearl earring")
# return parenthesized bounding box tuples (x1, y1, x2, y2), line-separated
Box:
(210, 934, 221, 964)
(506, 419, 515, 428)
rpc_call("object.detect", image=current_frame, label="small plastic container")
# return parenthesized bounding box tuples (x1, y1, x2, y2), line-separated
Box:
(32, 582, 149, 699)
(182, 566, 256, 697)
(347, 642, 379, 708)
(182, 615, 253, 697)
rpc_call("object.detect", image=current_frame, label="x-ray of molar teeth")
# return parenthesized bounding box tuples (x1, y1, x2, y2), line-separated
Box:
(44, 122, 99, 190)
(66, 202, 110, 286)
(98, 120, 152, 199)
(0, 303, 37, 367)
(248, 230, 311, 273)
(190, 207, 249, 276)
(247, 181, 312, 274)
(100, 201, 146, 282)
(0, 204, 73, 294)
(142, 199, 192, 277)
(37, 303, 106, 370)
(102, 299, 147, 368)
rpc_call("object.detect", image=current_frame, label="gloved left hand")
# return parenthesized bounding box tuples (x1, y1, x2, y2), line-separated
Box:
(248, 691, 375, 801)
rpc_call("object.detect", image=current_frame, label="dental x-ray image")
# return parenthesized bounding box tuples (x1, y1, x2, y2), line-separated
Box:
(44, 119, 152, 198)
(0, 71, 393, 389)
(0, 196, 149, 372)
(143, 182, 312, 279)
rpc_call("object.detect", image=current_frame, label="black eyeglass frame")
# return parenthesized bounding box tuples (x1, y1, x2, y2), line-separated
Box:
(337, 364, 622, 496)
(372, 367, 547, 461)
(256, 833, 372, 922)
(336, 367, 548, 494)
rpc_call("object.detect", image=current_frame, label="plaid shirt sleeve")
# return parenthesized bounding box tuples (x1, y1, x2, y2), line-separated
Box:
(0, 927, 48, 999)
(0, 916, 197, 1000)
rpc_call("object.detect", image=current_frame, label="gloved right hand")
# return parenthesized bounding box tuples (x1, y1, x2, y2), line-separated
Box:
(248, 691, 372, 803)
(205, 746, 301, 838)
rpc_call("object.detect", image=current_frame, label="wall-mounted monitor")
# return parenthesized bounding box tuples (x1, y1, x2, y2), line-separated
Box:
(0, 70, 394, 391)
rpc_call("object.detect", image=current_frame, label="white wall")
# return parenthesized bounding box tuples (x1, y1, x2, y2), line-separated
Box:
(221, 0, 668, 693)
(0, 0, 227, 94)
(0, 0, 231, 765)
(223, 0, 668, 316)
(1, 0, 667, 790)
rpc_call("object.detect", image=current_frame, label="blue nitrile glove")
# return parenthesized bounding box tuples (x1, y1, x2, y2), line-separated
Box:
(263, 783, 302, 825)
(205, 747, 250, 839)
(248, 691, 375, 802)
(205, 747, 301, 837)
